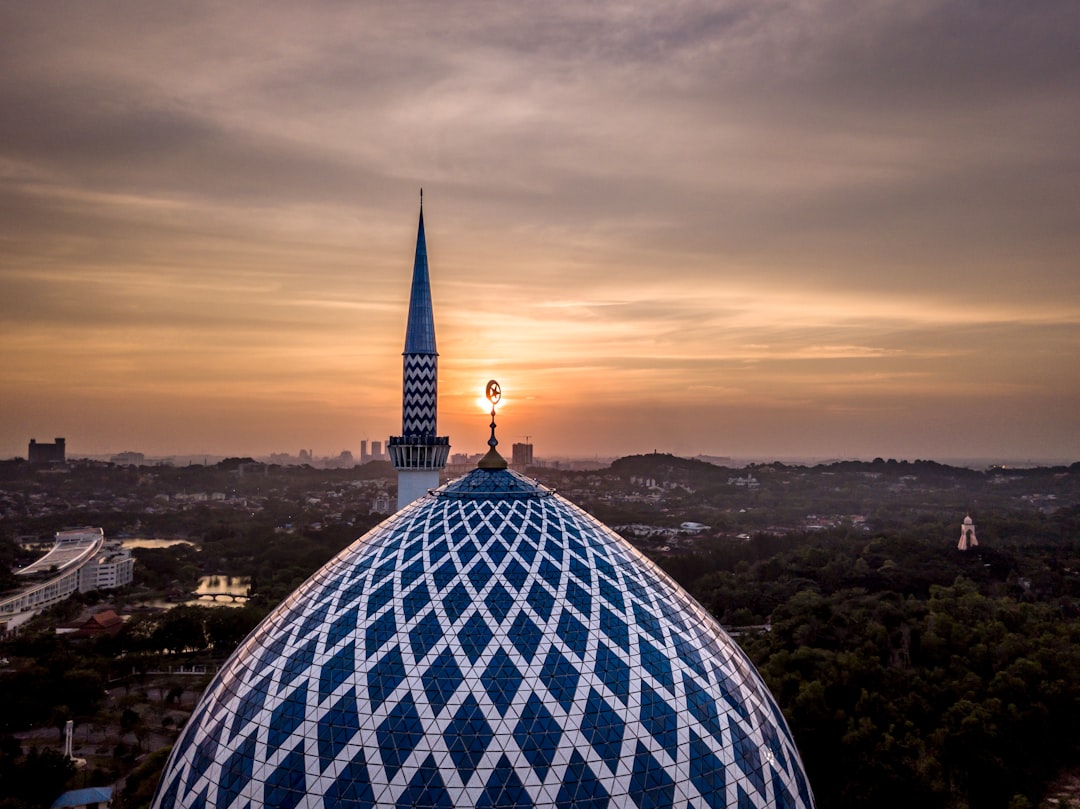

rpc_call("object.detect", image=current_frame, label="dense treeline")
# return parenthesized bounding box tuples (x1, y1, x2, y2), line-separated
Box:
(658, 506, 1080, 809)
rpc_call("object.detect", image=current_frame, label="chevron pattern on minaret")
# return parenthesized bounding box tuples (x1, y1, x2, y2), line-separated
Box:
(402, 354, 438, 436)
(390, 199, 449, 479)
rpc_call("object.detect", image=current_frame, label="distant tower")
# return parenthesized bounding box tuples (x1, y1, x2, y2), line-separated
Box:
(389, 195, 450, 509)
(28, 437, 65, 464)
(958, 515, 978, 551)
(360, 439, 368, 464)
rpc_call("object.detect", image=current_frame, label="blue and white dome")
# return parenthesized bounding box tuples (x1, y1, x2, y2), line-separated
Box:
(153, 468, 813, 809)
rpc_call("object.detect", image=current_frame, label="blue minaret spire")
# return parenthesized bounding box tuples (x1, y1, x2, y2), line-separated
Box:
(389, 191, 450, 509)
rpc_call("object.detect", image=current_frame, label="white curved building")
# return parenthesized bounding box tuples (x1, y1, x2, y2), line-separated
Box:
(1, 528, 133, 633)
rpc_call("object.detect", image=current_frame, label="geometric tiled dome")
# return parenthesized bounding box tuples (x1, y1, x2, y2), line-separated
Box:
(152, 467, 813, 809)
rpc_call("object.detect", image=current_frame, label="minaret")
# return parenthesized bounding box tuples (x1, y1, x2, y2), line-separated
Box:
(389, 193, 450, 509)
(958, 515, 978, 551)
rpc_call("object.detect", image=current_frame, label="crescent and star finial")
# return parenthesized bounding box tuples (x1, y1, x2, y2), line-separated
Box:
(477, 379, 508, 469)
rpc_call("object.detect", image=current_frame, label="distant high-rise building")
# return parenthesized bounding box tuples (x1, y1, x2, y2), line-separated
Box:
(511, 441, 534, 469)
(360, 439, 369, 463)
(371, 440, 383, 461)
(110, 451, 145, 466)
(388, 198, 450, 509)
(28, 437, 65, 464)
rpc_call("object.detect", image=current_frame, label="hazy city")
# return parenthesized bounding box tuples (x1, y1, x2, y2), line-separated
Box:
(2, 3, 1079, 809)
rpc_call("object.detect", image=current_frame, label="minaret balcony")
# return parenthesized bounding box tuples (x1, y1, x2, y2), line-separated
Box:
(388, 436, 450, 470)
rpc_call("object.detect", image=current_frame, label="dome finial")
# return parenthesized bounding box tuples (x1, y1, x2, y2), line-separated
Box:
(477, 379, 508, 469)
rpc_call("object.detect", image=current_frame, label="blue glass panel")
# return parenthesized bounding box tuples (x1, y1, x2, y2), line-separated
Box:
(526, 581, 555, 621)
(755, 707, 789, 773)
(268, 682, 307, 754)
(628, 741, 676, 809)
(557, 610, 589, 657)
(503, 558, 528, 592)
(638, 637, 675, 694)
(540, 647, 580, 712)
(673, 631, 708, 679)
(632, 603, 664, 643)
(217, 732, 255, 809)
(156, 773, 181, 809)
(367, 646, 405, 711)
(538, 558, 561, 591)
(336, 574, 367, 611)
(401, 558, 425, 589)
(487, 537, 510, 567)
(595, 642, 631, 705)
(594, 556, 616, 580)
(422, 648, 464, 716)
(715, 664, 750, 720)
(564, 579, 592, 616)
(456, 538, 479, 566)
(365, 580, 394, 617)
(317, 688, 360, 772)
(371, 558, 396, 585)
(772, 767, 795, 809)
(401, 534, 424, 563)
(516, 531, 538, 566)
(683, 673, 725, 747)
(508, 611, 543, 663)
(298, 600, 330, 640)
(365, 609, 397, 659)
(730, 714, 766, 794)
(688, 730, 727, 809)
(793, 755, 812, 808)
(640, 682, 679, 757)
(319, 642, 354, 702)
(477, 755, 531, 809)
(428, 538, 449, 564)
(581, 688, 624, 774)
(738, 785, 758, 809)
(402, 581, 431, 622)
(443, 582, 472, 624)
(598, 606, 629, 652)
(409, 610, 443, 662)
(325, 747, 375, 809)
(229, 672, 271, 740)
(432, 559, 456, 592)
(460, 611, 494, 663)
(187, 719, 222, 791)
(468, 558, 493, 591)
(481, 648, 523, 717)
(325, 606, 358, 651)
(395, 754, 453, 809)
(263, 743, 306, 809)
(377, 693, 424, 779)
(444, 694, 494, 785)
(484, 582, 514, 624)
(556, 751, 610, 809)
(256, 631, 289, 675)
(598, 576, 625, 611)
(513, 693, 563, 780)
(569, 554, 592, 585)
(277, 638, 316, 692)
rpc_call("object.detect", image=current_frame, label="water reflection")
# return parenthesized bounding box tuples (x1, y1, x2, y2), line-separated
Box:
(195, 575, 251, 597)
(121, 538, 195, 549)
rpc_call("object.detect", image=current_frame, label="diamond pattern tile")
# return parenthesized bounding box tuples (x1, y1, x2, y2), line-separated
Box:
(152, 467, 814, 809)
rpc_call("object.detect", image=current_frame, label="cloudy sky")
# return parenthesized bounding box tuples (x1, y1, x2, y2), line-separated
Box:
(2, 1, 1077, 462)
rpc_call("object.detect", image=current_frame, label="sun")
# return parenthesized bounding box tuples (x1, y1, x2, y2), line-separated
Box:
(475, 379, 507, 412)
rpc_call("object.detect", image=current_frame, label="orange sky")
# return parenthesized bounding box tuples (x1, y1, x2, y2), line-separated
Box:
(2, 2, 1078, 462)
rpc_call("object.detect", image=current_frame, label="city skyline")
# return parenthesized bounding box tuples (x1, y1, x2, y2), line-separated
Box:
(2, 2, 1079, 462)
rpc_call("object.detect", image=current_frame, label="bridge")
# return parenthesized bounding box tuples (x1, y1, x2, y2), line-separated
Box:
(195, 592, 251, 603)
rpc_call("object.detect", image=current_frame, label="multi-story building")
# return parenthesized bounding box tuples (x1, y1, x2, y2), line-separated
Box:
(28, 437, 65, 464)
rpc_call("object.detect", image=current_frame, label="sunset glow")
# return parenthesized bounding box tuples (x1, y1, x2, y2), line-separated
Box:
(1, 2, 1078, 462)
